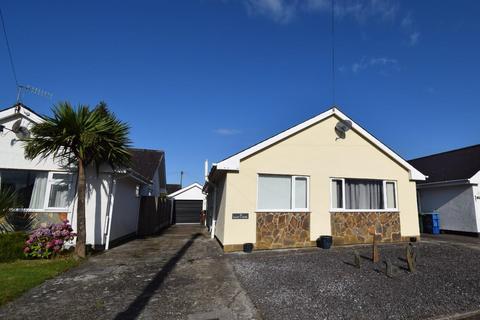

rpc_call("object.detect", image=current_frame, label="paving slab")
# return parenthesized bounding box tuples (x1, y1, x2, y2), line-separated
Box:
(0, 225, 259, 320)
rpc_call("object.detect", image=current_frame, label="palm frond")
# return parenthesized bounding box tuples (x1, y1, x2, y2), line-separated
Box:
(0, 189, 17, 233)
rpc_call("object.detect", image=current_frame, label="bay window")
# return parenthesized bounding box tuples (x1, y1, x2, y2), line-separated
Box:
(331, 178, 397, 211)
(257, 174, 309, 211)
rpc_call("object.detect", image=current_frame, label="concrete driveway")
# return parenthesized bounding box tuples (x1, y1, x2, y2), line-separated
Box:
(0, 225, 259, 320)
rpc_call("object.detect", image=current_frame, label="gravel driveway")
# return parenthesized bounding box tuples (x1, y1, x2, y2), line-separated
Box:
(229, 241, 480, 320)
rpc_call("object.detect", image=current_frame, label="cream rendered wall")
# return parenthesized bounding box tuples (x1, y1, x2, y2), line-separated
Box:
(213, 173, 227, 244)
(222, 115, 420, 245)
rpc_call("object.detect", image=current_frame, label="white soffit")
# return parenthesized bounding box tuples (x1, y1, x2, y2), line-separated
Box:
(0, 105, 44, 124)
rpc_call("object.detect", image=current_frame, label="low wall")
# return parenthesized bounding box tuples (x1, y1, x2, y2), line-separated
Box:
(331, 212, 402, 245)
(256, 212, 312, 250)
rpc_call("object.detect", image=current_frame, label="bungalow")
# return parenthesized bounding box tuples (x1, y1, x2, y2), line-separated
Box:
(409, 145, 480, 236)
(204, 107, 426, 251)
(0, 103, 167, 249)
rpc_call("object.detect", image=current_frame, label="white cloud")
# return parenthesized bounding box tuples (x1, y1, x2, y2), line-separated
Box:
(401, 12, 413, 29)
(242, 0, 400, 24)
(351, 57, 399, 74)
(244, 0, 297, 23)
(409, 31, 420, 46)
(214, 128, 242, 135)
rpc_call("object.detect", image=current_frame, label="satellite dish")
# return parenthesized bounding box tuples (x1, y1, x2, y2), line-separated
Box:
(335, 120, 352, 139)
(11, 119, 30, 140)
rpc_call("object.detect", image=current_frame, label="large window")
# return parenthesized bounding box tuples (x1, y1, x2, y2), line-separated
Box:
(0, 169, 48, 209)
(331, 178, 397, 211)
(0, 170, 74, 210)
(257, 174, 309, 211)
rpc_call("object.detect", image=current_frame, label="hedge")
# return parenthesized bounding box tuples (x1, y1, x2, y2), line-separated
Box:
(0, 232, 27, 263)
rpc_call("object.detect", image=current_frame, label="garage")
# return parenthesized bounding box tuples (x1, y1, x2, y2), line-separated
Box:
(167, 183, 205, 224)
(174, 200, 203, 223)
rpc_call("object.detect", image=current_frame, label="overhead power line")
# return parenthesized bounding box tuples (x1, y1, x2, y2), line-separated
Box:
(331, 0, 336, 106)
(0, 7, 19, 86)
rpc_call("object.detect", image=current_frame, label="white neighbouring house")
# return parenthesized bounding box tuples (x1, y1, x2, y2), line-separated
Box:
(409, 145, 480, 235)
(0, 103, 167, 249)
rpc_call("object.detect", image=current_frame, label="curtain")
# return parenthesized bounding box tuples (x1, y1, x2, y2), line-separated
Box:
(295, 177, 307, 209)
(332, 180, 343, 208)
(48, 184, 70, 208)
(29, 172, 48, 209)
(345, 179, 383, 210)
(258, 175, 291, 210)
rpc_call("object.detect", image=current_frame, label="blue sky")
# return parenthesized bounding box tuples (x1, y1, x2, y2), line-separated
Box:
(0, 1, 479, 186)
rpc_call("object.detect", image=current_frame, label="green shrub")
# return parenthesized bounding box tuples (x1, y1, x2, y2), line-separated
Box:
(0, 232, 27, 263)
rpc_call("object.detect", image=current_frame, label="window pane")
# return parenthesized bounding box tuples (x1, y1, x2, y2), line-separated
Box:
(386, 182, 396, 209)
(295, 177, 307, 209)
(331, 180, 343, 209)
(258, 175, 291, 210)
(48, 183, 70, 208)
(29, 172, 48, 209)
(345, 179, 384, 210)
(0, 170, 48, 208)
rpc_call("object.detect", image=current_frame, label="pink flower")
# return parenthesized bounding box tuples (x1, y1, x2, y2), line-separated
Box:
(24, 247, 30, 253)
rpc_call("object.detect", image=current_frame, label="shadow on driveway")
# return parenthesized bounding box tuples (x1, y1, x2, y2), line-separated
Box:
(114, 233, 201, 319)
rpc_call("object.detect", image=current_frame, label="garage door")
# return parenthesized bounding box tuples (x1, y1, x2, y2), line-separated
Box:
(175, 200, 202, 224)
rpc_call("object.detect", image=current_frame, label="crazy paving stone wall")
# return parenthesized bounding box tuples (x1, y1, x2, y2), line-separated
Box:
(256, 212, 312, 249)
(331, 212, 401, 245)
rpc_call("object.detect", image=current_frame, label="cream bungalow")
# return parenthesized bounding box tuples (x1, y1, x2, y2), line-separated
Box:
(204, 107, 426, 251)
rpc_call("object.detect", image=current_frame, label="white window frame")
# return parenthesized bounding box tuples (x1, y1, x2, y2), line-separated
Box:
(256, 174, 310, 212)
(44, 172, 75, 211)
(383, 180, 398, 210)
(329, 178, 399, 212)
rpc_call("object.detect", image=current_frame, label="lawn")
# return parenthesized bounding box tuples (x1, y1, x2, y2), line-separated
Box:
(0, 257, 80, 306)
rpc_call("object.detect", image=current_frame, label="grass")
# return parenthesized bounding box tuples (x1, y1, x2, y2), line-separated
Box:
(0, 257, 80, 306)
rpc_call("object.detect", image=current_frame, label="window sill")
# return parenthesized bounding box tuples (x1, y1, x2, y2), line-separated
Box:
(10, 208, 72, 213)
(329, 209, 399, 213)
(256, 210, 310, 213)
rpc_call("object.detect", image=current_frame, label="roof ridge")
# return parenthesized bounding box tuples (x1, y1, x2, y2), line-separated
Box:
(128, 147, 164, 153)
(409, 144, 480, 161)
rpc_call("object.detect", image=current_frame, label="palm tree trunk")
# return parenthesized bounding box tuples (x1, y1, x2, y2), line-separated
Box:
(75, 158, 87, 258)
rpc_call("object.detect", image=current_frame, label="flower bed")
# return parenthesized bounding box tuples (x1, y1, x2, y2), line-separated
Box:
(24, 220, 76, 259)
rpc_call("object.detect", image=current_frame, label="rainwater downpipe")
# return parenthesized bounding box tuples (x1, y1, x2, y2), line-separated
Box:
(104, 176, 117, 250)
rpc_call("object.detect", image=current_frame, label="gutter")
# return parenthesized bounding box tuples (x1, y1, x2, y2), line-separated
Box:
(416, 179, 473, 189)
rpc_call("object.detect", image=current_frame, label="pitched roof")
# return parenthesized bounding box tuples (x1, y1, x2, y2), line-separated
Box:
(212, 107, 426, 181)
(408, 144, 480, 183)
(0, 103, 44, 123)
(166, 184, 182, 194)
(167, 182, 203, 198)
(129, 148, 164, 182)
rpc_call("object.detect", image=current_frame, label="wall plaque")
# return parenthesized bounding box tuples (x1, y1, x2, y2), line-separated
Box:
(232, 213, 249, 219)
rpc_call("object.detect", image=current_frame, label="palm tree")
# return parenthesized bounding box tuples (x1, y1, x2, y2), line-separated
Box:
(24, 102, 131, 258)
(0, 189, 17, 233)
